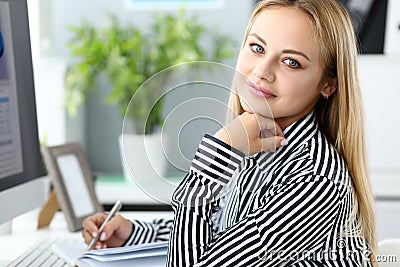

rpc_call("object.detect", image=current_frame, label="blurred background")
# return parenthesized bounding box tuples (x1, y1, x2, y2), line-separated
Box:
(30, 0, 250, 176)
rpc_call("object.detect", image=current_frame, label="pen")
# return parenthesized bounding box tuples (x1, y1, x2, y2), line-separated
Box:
(87, 200, 122, 250)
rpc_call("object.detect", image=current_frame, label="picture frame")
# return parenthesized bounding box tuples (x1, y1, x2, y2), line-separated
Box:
(41, 143, 103, 232)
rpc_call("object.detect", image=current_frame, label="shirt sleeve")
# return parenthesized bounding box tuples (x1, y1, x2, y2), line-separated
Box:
(123, 218, 174, 246)
(167, 134, 343, 267)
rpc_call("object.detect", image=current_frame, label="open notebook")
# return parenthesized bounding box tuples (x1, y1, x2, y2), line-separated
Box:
(51, 240, 168, 267)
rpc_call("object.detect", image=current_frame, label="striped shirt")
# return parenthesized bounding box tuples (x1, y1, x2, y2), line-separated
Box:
(125, 112, 372, 266)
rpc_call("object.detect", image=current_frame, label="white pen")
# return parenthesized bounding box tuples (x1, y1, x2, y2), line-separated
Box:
(87, 200, 122, 250)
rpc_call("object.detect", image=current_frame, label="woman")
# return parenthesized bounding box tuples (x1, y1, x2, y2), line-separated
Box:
(83, 0, 377, 265)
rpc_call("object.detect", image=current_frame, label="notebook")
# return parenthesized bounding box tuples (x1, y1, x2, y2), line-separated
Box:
(51, 240, 168, 267)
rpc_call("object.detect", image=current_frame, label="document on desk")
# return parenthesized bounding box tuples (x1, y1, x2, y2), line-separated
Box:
(51, 240, 168, 267)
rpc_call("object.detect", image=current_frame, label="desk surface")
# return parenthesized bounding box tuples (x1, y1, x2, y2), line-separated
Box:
(96, 171, 400, 204)
(0, 208, 173, 266)
(95, 174, 183, 207)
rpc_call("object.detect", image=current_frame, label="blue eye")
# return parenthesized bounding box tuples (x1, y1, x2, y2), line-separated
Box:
(250, 43, 264, 54)
(283, 58, 301, 68)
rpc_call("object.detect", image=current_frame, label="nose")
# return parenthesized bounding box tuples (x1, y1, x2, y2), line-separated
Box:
(252, 57, 275, 83)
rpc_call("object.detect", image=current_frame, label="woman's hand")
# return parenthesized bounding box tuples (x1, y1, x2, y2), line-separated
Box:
(82, 213, 133, 250)
(214, 112, 287, 155)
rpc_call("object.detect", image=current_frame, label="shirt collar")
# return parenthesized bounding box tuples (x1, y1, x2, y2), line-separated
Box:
(255, 111, 318, 165)
(281, 110, 317, 144)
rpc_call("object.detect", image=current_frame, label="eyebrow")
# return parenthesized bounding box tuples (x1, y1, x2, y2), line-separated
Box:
(282, 49, 311, 62)
(249, 33, 266, 46)
(248, 33, 311, 62)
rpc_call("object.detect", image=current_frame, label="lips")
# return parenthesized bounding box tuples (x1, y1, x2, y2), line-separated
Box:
(247, 81, 276, 99)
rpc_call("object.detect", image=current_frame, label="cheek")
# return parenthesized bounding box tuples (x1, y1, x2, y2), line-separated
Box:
(236, 51, 257, 112)
(288, 71, 320, 93)
(280, 74, 322, 107)
(236, 50, 253, 75)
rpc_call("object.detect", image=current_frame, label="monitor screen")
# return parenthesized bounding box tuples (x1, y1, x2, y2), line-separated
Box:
(0, 0, 46, 225)
(338, 0, 388, 54)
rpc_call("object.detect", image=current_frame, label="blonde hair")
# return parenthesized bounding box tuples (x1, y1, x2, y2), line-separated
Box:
(228, 0, 377, 261)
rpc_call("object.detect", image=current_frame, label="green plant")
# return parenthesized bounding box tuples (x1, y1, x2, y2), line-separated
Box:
(65, 10, 234, 134)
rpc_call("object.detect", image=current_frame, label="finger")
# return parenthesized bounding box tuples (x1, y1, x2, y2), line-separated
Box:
(82, 213, 107, 235)
(253, 113, 277, 132)
(82, 229, 93, 245)
(253, 113, 285, 139)
(82, 230, 105, 250)
(94, 241, 104, 250)
(98, 215, 125, 242)
(274, 122, 284, 138)
(86, 240, 104, 250)
(261, 136, 287, 152)
(260, 128, 275, 138)
(264, 125, 284, 138)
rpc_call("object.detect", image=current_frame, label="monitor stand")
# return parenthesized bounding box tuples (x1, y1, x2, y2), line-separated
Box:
(0, 177, 49, 235)
(0, 188, 60, 235)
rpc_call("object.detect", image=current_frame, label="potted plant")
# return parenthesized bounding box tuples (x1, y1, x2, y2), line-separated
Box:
(64, 10, 234, 181)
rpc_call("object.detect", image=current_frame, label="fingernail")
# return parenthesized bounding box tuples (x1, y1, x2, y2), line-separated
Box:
(92, 232, 97, 238)
(280, 139, 288, 146)
(100, 232, 107, 241)
(95, 244, 101, 250)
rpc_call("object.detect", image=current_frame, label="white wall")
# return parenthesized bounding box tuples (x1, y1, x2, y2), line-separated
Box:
(360, 56, 400, 187)
(384, 0, 400, 54)
(46, 0, 251, 59)
(33, 59, 68, 146)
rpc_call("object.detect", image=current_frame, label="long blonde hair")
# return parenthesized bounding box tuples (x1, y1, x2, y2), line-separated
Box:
(228, 0, 377, 259)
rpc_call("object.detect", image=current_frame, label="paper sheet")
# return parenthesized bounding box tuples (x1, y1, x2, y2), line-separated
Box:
(51, 240, 168, 267)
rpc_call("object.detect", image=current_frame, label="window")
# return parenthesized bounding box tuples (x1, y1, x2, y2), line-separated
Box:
(124, 0, 225, 10)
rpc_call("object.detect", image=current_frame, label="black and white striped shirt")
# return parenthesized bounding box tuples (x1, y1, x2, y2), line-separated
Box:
(125, 112, 371, 266)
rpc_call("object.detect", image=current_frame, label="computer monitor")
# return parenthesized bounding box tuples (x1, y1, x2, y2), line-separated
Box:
(0, 0, 47, 226)
(338, 0, 388, 54)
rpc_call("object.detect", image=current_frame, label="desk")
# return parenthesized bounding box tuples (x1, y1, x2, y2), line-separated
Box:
(95, 175, 183, 210)
(97, 172, 400, 202)
(0, 208, 173, 266)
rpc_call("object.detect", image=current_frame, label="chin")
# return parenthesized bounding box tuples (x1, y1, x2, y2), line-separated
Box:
(240, 100, 275, 119)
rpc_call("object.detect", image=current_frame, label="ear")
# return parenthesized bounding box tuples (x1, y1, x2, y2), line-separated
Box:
(320, 77, 337, 99)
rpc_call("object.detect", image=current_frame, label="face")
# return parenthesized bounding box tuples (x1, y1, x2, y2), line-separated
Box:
(236, 7, 331, 129)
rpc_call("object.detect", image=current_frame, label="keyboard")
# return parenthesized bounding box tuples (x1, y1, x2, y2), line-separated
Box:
(7, 237, 80, 267)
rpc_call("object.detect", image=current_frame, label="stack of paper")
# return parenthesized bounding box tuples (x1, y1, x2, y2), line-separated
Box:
(51, 241, 168, 267)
